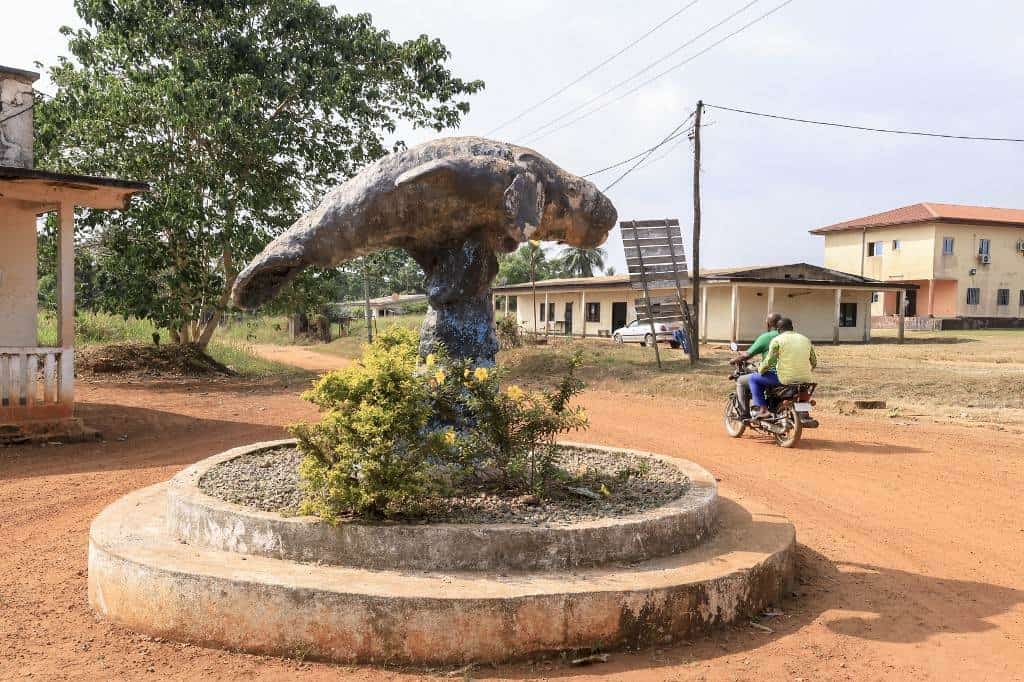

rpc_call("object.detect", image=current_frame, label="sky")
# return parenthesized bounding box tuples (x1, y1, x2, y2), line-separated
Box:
(4, 0, 1023, 274)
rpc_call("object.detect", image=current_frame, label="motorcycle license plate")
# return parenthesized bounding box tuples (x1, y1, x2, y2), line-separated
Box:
(794, 402, 812, 412)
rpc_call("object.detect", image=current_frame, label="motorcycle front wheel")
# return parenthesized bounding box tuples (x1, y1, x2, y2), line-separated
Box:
(723, 395, 746, 437)
(773, 406, 803, 448)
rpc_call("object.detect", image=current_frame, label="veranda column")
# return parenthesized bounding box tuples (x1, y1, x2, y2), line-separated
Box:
(766, 286, 775, 318)
(56, 202, 75, 407)
(729, 284, 739, 343)
(580, 290, 586, 338)
(897, 290, 906, 344)
(700, 286, 708, 343)
(543, 292, 549, 337)
(833, 288, 843, 344)
(927, 281, 936, 317)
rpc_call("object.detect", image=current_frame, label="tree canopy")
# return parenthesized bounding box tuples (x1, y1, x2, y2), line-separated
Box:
(560, 246, 607, 278)
(36, 0, 483, 345)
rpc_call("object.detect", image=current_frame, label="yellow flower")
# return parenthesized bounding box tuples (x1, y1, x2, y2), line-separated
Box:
(464, 368, 470, 378)
(434, 369, 446, 385)
(473, 366, 489, 382)
(425, 353, 436, 368)
(506, 384, 525, 401)
(528, 239, 540, 247)
(443, 430, 456, 445)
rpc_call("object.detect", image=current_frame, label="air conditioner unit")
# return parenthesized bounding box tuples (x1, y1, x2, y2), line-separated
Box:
(1017, 239, 1024, 253)
(979, 254, 992, 265)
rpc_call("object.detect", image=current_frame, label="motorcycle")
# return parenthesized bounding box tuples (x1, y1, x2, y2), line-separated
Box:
(723, 341, 819, 448)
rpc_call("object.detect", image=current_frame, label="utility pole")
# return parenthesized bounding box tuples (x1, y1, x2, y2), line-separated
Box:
(690, 100, 703, 361)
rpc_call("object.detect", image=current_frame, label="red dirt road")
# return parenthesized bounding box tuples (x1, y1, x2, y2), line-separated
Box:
(1, 360, 1022, 680)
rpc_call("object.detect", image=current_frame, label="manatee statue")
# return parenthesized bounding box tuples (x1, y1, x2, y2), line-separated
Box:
(231, 136, 617, 363)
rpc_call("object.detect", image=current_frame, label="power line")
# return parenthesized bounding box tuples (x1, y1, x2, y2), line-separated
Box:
(486, 0, 703, 137)
(516, 0, 769, 143)
(582, 124, 692, 177)
(524, 0, 796, 144)
(704, 103, 1024, 142)
(602, 113, 695, 193)
(635, 133, 692, 172)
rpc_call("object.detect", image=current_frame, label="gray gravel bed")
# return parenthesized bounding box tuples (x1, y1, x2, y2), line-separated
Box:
(198, 445, 690, 525)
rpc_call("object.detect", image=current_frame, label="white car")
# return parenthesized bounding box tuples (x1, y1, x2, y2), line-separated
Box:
(612, 319, 683, 348)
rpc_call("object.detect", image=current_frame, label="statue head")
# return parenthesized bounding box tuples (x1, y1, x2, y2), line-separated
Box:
(230, 137, 617, 313)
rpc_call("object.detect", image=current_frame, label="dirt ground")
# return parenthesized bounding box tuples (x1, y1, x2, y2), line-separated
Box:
(1, 346, 1022, 681)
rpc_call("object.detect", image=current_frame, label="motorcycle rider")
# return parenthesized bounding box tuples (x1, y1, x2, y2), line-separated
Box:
(750, 317, 817, 420)
(730, 312, 781, 419)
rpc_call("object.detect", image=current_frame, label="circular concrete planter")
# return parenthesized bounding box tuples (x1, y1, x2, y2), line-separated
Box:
(88, 442, 797, 666)
(167, 440, 718, 571)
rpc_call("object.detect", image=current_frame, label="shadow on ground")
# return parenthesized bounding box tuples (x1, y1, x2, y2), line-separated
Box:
(0, 401, 291, 480)
(488, 544, 1023, 679)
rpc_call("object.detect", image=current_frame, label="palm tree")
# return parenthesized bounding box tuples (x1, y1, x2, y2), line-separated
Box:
(560, 246, 607, 278)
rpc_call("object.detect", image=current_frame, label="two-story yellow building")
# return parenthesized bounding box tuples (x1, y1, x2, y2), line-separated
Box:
(812, 203, 1024, 327)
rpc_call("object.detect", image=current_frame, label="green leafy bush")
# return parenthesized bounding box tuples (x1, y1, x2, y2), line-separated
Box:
(291, 328, 588, 520)
(496, 314, 522, 349)
(291, 327, 453, 519)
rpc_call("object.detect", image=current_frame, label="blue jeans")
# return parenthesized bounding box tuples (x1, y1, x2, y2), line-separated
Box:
(672, 329, 690, 353)
(749, 371, 781, 408)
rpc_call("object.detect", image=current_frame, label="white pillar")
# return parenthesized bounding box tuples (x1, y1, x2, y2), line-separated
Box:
(544, 292, 549, 337)
(766, 286, 775, 318)
(863, 291, 871, 343)
(701, 286, 709, 343)
(503, 294, 509, 316)
(57, 203, 75, 407)
(729, 284, 739, 343)
(897, 290, 906, 344)
(580, 290, 587, 338)
(833, 288, 843, 344)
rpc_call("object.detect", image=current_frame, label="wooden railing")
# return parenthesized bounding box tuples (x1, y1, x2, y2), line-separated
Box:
(0, 347, 67, 409)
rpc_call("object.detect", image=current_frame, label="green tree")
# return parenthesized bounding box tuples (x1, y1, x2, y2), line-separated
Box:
(35, 0, 483, 346)
(496, 242, 563, 286)
(559, 246, 606, 278)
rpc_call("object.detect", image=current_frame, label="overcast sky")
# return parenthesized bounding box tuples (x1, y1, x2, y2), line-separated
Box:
(4, 1, 1023, 273)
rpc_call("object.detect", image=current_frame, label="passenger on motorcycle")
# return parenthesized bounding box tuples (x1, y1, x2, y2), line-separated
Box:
(750, 317, 817, 420)
(729, 312, 781, 419)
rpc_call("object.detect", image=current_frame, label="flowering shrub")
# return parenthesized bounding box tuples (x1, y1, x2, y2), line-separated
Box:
(290, 327, 454, 519)
(291, 327, 588, 520)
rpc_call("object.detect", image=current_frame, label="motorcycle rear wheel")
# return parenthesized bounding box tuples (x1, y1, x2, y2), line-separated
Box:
(773, 406, 802, 448)
(723, 395, 746, 437)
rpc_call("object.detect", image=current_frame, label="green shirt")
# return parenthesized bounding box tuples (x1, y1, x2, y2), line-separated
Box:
(759, 331, 817, 384)
(746, 330, 779, 358)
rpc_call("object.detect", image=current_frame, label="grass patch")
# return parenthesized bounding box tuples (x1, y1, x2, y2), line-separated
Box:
(206, 341, 308, 379)
(215, 315, 294, 345)
(314, 314, 425, 360)
(498, 328, 1024, 428)
(38, 310, 165, 346)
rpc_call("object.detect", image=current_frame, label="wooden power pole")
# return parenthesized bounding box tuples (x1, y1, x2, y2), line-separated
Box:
(362, 260, 373, 343)
(690, 100, 703, 361)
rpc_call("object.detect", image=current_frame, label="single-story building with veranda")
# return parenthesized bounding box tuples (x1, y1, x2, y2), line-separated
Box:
(0, 64, 147, 442)
(492, 263, 915, 344)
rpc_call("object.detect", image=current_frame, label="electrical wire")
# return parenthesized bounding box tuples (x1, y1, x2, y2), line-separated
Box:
(634, 133, 692, 172)
(582, 121, 692, 177)
(704, 103, 1024, 142)
(515, 0, 768, 143)
(486, 0, 703, 137)
(602, 114, 695, 192)
(523, 0, 796, 144)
